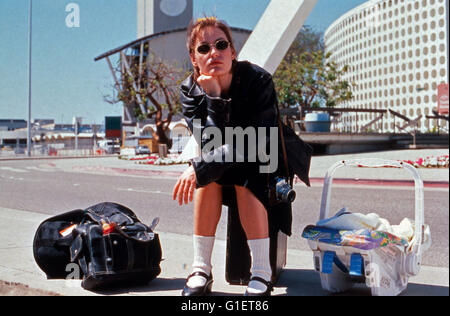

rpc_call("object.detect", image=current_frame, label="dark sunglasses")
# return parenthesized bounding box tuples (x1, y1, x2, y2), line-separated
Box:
(196, 40, 230, 54)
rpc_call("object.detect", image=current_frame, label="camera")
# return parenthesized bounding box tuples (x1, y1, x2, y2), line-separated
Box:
(269, 177, 296, 205)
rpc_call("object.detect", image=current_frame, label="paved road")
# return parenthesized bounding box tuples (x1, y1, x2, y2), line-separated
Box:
(0, 159, 448, 268)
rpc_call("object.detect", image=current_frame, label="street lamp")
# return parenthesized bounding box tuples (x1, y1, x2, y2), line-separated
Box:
(27, 0, 33, 156)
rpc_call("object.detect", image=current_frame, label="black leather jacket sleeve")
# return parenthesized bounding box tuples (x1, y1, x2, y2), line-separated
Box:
(180, 69, 278, 187)
(180, 76, 231, 150)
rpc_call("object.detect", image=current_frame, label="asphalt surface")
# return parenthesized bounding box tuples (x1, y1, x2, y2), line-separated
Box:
(0, 157, 448, 267)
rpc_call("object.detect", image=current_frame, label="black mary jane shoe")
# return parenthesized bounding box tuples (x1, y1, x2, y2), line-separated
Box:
(181, 271, 213, 296)
(244, 276, 273, 296)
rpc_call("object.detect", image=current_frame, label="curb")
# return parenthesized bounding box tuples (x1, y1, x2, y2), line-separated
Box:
(0, 155, 118, 161)
(73, 166, 450, 188)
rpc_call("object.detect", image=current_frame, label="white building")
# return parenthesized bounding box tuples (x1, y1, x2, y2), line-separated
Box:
(324, 0, 449, 133)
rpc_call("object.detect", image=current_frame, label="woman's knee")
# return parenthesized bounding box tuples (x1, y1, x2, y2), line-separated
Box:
(234, 185, 249, 196)
(235, 185, 267, 213)
(195, 182, 222, 209)
(196, 182, 222, 200)
(204, 181, 222, 192)
(235, 186, 261, 204)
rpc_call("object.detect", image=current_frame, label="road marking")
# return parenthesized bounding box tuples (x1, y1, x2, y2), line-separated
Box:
(117, 188, 171, 195)
(1, 176, 25, 181)
(0, 167, 28, 173)
(25, 166, 55, 172)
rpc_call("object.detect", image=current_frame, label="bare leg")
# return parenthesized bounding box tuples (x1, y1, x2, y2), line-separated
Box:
(194, 182, 222, 236)
(184, 182, 223, 293)
(235, 185, 272, 294)
(235, 185, 269, 239)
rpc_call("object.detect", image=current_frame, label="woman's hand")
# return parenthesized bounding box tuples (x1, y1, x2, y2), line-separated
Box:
(172, 165, 197, 205)
(197, 73, 221, 97)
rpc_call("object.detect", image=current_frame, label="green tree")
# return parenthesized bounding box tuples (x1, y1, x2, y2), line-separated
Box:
(273, 25, 353, 111)
(274, 50, 353, 109)
(286, 25, 324, 56)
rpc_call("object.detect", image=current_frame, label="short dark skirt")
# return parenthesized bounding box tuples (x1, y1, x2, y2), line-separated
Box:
(216, 163, 293, 236)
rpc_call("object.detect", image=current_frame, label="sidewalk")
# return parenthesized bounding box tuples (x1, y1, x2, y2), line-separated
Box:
(0, 207, 448, 296)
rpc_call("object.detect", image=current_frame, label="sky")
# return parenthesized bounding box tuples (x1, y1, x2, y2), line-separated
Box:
(0, 0, 367, 124)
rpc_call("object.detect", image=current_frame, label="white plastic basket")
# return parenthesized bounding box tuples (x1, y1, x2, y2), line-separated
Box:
(307, 158, 428, 296)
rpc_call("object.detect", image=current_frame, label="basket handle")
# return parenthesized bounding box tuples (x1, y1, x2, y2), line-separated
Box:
(319, 158, 424, 249)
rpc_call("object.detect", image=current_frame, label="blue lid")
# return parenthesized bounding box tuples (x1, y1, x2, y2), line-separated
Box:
(304, 112, 330, 122)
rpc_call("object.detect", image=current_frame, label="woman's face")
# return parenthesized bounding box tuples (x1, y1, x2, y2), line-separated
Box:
(191, 26, 236, 77)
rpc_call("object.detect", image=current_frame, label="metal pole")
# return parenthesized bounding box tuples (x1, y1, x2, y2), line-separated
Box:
(75, 123, 78, 153)
(27, 0, 33, 156)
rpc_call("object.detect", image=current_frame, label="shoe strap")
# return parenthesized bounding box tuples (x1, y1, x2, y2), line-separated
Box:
(187, 271, 211, 281)
(249, 276, 273, 291)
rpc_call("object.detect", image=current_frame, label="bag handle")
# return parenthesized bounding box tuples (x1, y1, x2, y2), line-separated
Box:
(113, 225, 156, 243)
(82, 209, 156, 243)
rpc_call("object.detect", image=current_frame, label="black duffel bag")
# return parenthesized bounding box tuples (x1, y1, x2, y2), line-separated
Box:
(33, 202, 162, 290)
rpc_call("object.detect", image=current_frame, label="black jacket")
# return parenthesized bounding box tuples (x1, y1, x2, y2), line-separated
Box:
(180, 61, 312, 235)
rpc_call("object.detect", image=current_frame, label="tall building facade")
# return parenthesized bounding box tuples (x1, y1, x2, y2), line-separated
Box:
(137, 0, 193, 38)
(324, 0, 449, 133)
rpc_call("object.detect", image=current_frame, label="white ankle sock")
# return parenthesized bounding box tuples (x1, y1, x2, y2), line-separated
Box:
(247, 238, 272, 294)
(187, 235, 215, 288)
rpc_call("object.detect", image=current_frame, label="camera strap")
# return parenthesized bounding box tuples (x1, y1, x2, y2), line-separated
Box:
(275, 103, 290, 180)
